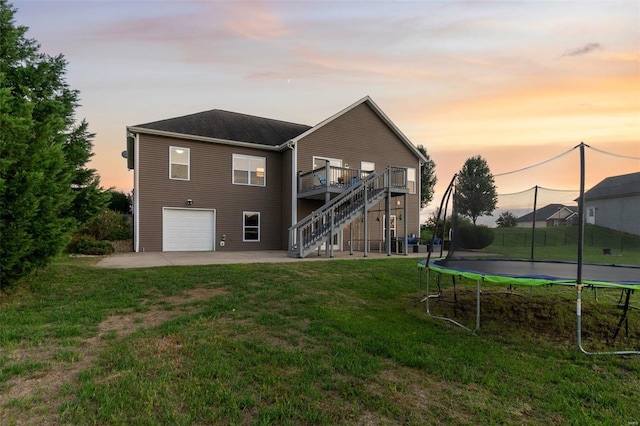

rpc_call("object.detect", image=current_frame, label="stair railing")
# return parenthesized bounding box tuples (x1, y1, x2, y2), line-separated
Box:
(289, 166, 407, 258)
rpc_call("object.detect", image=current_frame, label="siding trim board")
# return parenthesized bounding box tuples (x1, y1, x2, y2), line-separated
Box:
(133, 133, 140, 252)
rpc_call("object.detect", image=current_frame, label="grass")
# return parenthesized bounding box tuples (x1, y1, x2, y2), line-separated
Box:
(0, 255, 638, 425)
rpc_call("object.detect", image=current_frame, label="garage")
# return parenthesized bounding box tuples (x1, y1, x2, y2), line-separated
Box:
(163, 208, 216, 251)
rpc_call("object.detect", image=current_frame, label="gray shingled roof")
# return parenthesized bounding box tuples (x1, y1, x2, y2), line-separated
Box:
(517, 204, 577, 222)
(134, 109, 312, 147)
(584, 172, 640, 201)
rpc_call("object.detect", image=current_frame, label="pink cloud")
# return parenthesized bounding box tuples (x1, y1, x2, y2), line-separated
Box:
(222, 1, 290, 41)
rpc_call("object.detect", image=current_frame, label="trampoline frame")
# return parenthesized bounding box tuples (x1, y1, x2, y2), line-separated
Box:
(418, 260, 639, 356)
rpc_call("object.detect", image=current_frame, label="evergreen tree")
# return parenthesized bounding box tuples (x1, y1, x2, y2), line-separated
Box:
(64, 120, 108, 223)
(106, 189, 132, 214)
(496, 211, 518, 228)
(417, 144, 437, 208)
(0, 0, 106, 289)
(456, 155, 497, 224)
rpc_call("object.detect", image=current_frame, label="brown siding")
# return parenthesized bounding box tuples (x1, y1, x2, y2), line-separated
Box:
(295, 102, 422, 247)
(137, 135, 283, 251)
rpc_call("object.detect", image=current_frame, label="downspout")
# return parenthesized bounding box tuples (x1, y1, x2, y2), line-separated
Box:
(418, 160, 422, 243)
(133, 133, 140, 252)
(289, 141, 297, 242)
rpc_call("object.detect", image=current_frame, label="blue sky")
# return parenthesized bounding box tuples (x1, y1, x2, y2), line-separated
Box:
(11, 0, 640, 218)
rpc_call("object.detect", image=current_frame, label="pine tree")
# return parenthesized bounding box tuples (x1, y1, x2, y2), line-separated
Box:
(0, 0, 107, 289)
(456, 155, 498, 224)
(496, 211, 518, 228)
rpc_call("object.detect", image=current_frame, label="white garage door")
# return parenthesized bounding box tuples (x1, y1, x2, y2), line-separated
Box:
(163, 208, 215, 251)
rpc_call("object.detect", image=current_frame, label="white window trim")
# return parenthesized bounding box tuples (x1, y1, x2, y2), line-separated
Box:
(169, 146, 190, 181)
(243, 211, 260, 242)
(407, 167, 416, 194)
(361, 161, 375, 172)
(233, 154, 266, 187)
(313, 156, 342, 169)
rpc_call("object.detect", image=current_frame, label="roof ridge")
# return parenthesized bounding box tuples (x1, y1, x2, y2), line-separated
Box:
(136, 108, 309, 128)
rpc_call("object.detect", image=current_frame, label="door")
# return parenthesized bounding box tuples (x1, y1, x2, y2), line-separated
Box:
(314, 156, 343, 251)
(163, 208, 215, 251)
(587, 207, 595, 225)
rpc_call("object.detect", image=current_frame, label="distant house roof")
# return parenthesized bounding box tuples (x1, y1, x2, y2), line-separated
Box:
(584, 172, 640, 201)
(517, 204, 578, 223)
(130, 109, 312, 148)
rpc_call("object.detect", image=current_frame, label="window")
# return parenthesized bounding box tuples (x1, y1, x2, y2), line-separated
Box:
(361, 161, 375, 178)
(170, 147, 190, 180)
(243, 212, 260, 241)
(233, 154, 266, 186)
(361, 161, 375, 172)
(407, 167, 416, 194)
(313, 156, 342, 169)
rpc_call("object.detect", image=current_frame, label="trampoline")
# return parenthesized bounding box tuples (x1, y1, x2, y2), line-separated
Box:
(422, 258, 640, 289)
(418, 258, 640, 355)
(418, 142, 640, 355)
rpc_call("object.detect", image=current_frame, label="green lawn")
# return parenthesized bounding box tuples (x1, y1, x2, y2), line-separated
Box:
(1, 256, 639, 425)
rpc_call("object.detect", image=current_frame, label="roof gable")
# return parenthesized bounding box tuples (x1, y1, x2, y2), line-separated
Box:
(131, 109, 311, 147)
(290, 96, 427, 162)
(517, 204, 578, 222)
(584, 172, 640, 201)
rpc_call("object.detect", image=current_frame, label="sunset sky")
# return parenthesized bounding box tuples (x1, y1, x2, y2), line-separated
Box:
(12, 0, 640, 221)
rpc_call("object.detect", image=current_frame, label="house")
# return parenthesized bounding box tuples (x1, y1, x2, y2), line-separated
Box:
(125, 96, 427, 257)
(516, 204, 578, 228)
(583, 172, 640, 236)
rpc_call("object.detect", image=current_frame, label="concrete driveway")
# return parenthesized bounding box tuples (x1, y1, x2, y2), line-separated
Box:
(96, 249, 434, 269)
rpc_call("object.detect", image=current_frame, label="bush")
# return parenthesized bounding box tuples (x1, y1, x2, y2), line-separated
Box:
(456, 224, 495, 249)
(67, 236, 114, 255)
(107, 190, 132, 214)
(82, 210, 131, 241)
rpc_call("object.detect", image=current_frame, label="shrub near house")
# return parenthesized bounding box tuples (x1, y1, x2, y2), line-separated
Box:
(68, 210, 132, 255)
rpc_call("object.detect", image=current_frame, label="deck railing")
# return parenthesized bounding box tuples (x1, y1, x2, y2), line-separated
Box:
(289, 166, 408, 258)
(298, 165, 374, 194)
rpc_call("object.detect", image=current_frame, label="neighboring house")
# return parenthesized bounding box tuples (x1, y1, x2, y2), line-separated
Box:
(583, 172, 640, 236)
(125, 96, 427, 256)
(516, 204, 578, 228)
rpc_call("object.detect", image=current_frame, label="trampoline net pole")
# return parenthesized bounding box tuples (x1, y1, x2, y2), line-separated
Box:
(425, 269, 430, 312)
(577, 284, 584, 352)
(475, 280, 481, 333)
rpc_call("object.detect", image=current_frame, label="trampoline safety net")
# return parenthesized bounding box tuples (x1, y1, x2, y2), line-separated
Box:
(420, 143, 640, 355)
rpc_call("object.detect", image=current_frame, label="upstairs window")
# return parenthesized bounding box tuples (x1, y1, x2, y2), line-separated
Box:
(361, 161, 375, 178)
(170, 147, 190, 180)
(407, 167, 416, 193)
(233, 154, 266, 186)
(360, 161, 375, 172)
(243, 211, 260, 241)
